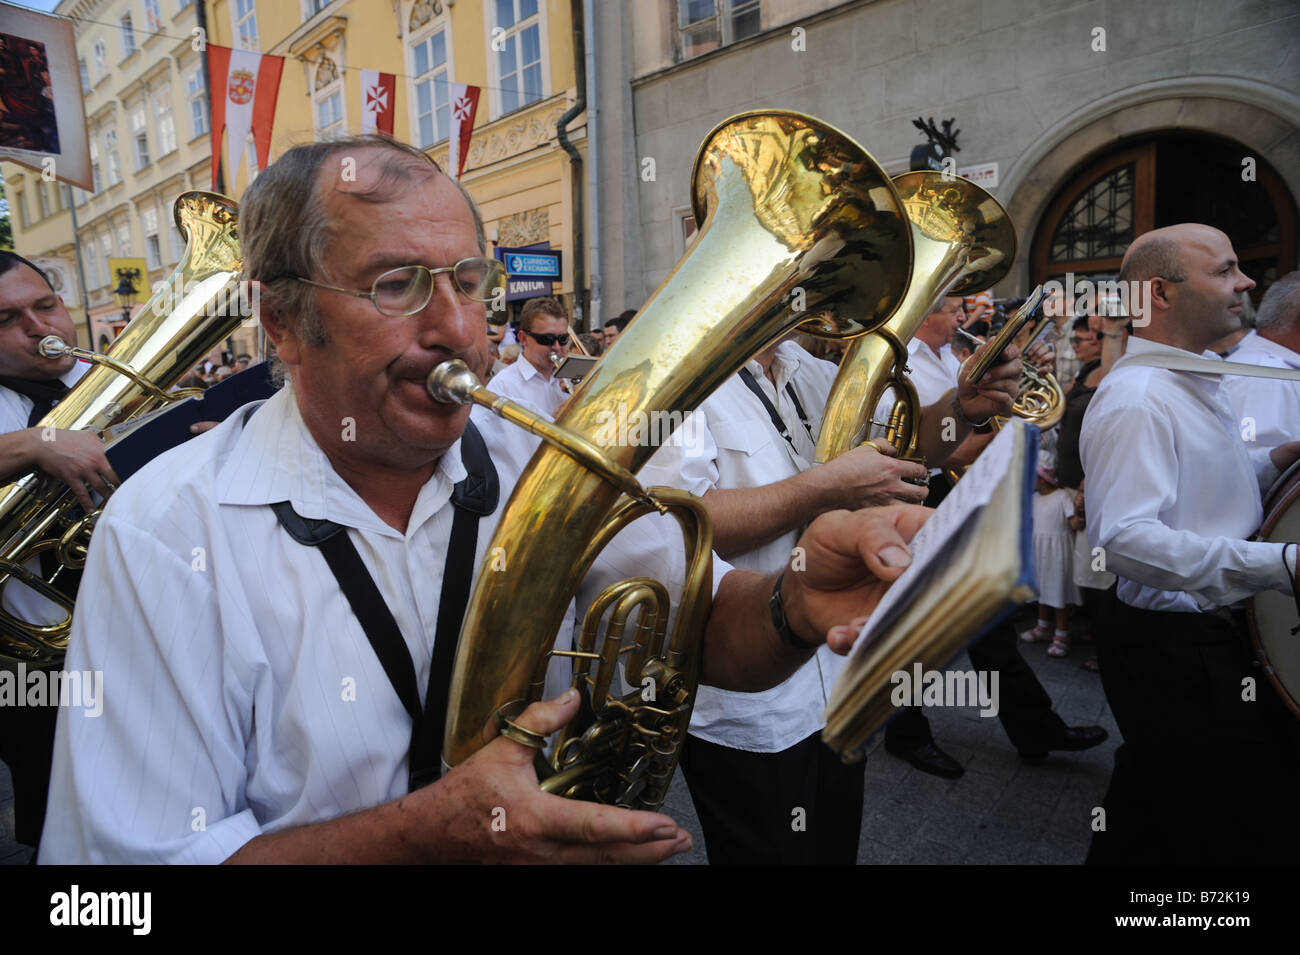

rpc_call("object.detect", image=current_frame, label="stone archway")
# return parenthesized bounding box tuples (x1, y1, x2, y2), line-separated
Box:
(996, 77, 1300, 295)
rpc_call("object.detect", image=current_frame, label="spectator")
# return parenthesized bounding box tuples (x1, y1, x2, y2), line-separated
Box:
(603, 309, 634, 348)
(488, 296, 571, 414)
(1021, 466, 1080, 656)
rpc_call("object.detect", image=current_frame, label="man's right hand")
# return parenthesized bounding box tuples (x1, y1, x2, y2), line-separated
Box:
(811, 442, 929, 509)
(419, 689, 692, 864)
(27, 427, 119, 512)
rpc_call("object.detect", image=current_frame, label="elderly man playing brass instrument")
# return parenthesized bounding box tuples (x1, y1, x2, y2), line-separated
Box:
(39, 136, 1020, 864)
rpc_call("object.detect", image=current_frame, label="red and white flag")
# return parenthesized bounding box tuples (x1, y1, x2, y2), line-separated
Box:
(448, 83, 481, 180)
(207, 44, 284, 189)
(360, 69, 396, 136)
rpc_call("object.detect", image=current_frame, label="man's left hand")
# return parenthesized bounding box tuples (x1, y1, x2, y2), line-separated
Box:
(955, 339, 1022, 424)
(780, 504, 931, 652)
(1268, 440, 1300, 474)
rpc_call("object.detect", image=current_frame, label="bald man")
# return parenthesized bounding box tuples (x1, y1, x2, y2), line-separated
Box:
(1080, 224, 1300, 864)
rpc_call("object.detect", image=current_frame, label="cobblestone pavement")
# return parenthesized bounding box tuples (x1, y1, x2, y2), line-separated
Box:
(2, 618, 1117, 866)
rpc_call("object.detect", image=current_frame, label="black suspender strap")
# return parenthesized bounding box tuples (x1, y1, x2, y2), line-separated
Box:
(737, 367, 813, 451)
(270, 419, 498, 793)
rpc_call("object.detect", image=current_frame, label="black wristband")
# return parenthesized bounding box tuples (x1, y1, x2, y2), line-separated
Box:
(770, 572, 818, 651)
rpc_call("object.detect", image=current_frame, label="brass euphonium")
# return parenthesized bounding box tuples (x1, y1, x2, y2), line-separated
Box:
(431, 111, 912, 810)
(813, 172, 1015, 464)
(0, 191, 244, 666)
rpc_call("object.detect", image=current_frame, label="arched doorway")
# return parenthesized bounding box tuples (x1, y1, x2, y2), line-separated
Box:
(1031, 132, 1298, 302)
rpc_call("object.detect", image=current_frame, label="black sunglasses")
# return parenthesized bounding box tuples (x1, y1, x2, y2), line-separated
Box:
(526, 331, 570, 347)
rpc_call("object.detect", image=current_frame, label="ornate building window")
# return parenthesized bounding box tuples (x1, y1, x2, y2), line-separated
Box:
(491, 0, 545, 117)
(1048, 165, 1134, 262)
(678, 0, 761, 60)
(314, 56, 345, 139)
(234, 0, 260, 51)
(1033, 134, 1297, 302)
(409, 2, 451, 148)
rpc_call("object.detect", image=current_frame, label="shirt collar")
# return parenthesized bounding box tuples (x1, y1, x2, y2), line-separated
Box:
(1240, 330, 1300, 368)
(517, 359, 548, 382)
(214, 385, 466, 539)
(1120, 336, 1224, 396)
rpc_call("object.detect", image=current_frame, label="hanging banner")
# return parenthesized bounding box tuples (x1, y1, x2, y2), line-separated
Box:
(359, 69, 395, 135)
(207, 43, 284, 189)
(447, 82, 481, 180)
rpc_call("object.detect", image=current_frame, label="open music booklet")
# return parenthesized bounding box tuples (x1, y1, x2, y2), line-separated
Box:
(822, 419, 1039, 758)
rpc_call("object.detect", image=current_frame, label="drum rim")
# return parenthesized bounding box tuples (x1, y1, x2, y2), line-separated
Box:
(1248, 463, 1300, 719)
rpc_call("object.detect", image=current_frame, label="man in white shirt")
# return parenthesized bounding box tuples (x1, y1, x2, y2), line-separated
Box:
(882, 297, 1107, 778)
(485, 295, 570, 415)
(1080, 224, 1300, 864)
(40, 136, 937, 865)
(1222, 271, 1300, 453)
(0, 252, 117, 851)
(640, 337, 935, 863)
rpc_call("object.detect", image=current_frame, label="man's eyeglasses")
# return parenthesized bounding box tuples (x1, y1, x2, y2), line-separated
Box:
(283, 257, 509, 317)
(524, 331, 570, 347)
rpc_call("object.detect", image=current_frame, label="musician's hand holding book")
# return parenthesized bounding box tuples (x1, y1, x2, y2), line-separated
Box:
(779, 503, 933, 654)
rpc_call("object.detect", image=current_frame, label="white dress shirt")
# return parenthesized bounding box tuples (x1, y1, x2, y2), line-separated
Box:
(485, 357, 568, 416)
(0, 360, 91, 630)
(0, 360, 89, 433)
(640, 341, 843, 753)
(40, 385, 731, 863)
(1080, 336, 1294, 613)
(1221, 330, 1300, 453)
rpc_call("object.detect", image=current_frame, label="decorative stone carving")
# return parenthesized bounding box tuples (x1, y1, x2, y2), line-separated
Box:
(464, 104, 568, 171)
(410, 0, 436, 30)
(315, 56, 338, 91)
(498, 209, 550, 247)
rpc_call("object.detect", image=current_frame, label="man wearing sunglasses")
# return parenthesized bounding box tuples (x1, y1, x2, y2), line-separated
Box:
(40, 135, 948, 865)
(487, 296, 571, 415)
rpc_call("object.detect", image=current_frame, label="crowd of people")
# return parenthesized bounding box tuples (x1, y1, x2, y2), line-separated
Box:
(0, 132, 1296, 866)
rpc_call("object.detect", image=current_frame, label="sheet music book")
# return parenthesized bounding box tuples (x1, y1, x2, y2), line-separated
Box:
(822, 419, 1039, 758)
(105, 361, 278, 482)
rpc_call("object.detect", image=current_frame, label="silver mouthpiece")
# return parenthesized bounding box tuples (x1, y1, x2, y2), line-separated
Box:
(426, 359, 481, 406)
(38, 336, 71, 359)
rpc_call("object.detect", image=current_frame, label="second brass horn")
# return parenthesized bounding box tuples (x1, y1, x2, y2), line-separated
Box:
(435, 111, 912, 810)
(0, 192, 244, 667)
(814, 171, 1016, 464)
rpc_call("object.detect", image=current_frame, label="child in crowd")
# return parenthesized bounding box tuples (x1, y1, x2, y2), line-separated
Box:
(1021, 466, 1082, 656)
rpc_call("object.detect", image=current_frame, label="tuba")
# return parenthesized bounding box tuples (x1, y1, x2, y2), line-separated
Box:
(813, 172, 1015, 464)
(0, 191, 245, 667)
(432, 111, 912, 810)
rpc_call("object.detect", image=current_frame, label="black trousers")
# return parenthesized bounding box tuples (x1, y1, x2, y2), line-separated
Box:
(1087, 602, 1300, 865)
(0, 681, 59, 849)
(884, 619, 1068, 753)
(678, 730, 866, 865)
(885, 470, 1068, 754)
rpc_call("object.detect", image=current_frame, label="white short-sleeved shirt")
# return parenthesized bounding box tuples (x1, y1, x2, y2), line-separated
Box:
(484, 357, 568, 416)
(39, 385, 731, 863)
(640, 341, 844, 753)
(0, 360, 90, 631)
(1221, 331, 1300, 453)
(1079, 336, 1293, 613)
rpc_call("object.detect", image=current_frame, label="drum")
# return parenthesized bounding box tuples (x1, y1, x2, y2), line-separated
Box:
(1248, 459, 1300, 718)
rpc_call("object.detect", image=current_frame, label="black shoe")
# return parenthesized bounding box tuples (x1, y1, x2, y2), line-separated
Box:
(1018, 725, 1109, 760)
(884, 739, 964, 779)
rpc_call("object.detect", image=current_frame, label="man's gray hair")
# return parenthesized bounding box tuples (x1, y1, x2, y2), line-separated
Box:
(241, 134, 487, 349)
(1255, 271, 1300, 335)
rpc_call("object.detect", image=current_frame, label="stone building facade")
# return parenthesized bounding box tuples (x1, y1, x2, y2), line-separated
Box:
(592, 0, 1299, 315)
